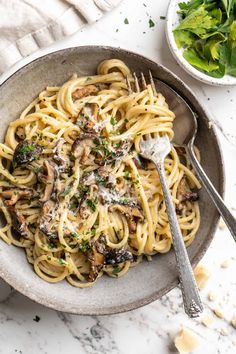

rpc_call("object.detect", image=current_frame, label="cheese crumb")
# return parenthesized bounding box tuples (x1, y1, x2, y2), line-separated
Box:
(174, 328, 200, 354)
(194, 265, 211, 289)
(231, 314, 236, 329)
(201, 314, 214, 327)
(208, 291, 217, 302)
(218, 221, 226, 230)
(220, 328, 228, 336)
(221, 260, 229, 268)
(213, 307, 224, 319)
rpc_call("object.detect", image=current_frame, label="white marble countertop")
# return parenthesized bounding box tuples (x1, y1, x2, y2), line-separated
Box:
(0, 1, 236, 353)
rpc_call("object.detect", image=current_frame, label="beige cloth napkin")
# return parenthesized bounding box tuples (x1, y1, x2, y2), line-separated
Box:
(0, 0, 122, 74)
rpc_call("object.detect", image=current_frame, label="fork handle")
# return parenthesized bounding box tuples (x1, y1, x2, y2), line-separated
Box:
(155, 160, 203, 318)
(187, 143, 236, 242)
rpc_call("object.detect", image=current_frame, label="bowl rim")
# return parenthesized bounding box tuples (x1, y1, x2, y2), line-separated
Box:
(166, 0, 236, 86)
(0, 45, 225, 315)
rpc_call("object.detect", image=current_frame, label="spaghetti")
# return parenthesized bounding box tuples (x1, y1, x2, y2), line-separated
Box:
(0, 59, 201, 287)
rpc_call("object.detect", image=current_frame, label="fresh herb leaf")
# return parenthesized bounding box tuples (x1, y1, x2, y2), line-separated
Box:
(60, 187, 71, 197)
(110, 116, 117, 126)
(86, 198, 97, 212)
(112, 265, 121, 276)
(149, 18, 155, 28)
(124, 18, 129, 24)
(79, 239, 90, 253)
(59, 258, 67, 265)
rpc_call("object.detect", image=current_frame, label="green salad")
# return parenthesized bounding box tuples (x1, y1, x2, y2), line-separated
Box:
(173, 0, 236, 78)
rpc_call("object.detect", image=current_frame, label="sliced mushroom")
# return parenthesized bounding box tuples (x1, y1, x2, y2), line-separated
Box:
(15, 126, 25, 140)
(77, 103, 100, 133)
(53, 138, 69, 170)
(104, 248, 133, 265)
(7, 205, 30, 239)
(176, 176, 199, 211)
(0, 188, 34, 206)
(13, 140, 42, 168)
(72, 85, 98, 101)
(72, 134, 95, 165)
(108, 203, 144, 232)
(39, 200, 58, 240)
(87, 243, 105, 282)
(40, 160, 58, 203)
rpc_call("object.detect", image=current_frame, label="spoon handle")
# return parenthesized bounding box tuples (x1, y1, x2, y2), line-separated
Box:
(187, 144, 236, 242)
(155, 160, 203, 318)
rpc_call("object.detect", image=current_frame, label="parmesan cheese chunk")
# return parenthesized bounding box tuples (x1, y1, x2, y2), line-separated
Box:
(194, 265, 211, 289)
(213, 307, 224, 319)
(231, 314, 236, 329)
(201, 314, 214, 327)
(174, 328, 200, 354)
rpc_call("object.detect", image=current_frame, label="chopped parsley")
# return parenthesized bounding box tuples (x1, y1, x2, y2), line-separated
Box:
(124, 118, 129, 123)
(48, 242, 55, 249)
(112, 265, 121, 276)
(124, 171, 131, 180)
(149, 18, 155, 28)
(91, 228, 96, 237)
(124, 18, 129, 24)
(110, 116, 117, 126)
(60, 187, 71, 197)
(79, 239, 90, 253)
(86, 198, 97, 212)
(85, 77, 92, 81)
(160, 16, 166, 20)
(71, 232, 80, 239)
(59, 258, 67, 266)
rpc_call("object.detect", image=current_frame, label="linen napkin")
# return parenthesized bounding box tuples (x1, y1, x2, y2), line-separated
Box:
(0, 0, 122, 74)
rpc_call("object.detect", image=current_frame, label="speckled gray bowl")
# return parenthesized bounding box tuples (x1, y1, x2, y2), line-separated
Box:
(0, 46, 224, 315)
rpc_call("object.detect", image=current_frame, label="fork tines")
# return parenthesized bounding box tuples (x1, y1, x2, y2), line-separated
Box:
(126, 71, 157, 95)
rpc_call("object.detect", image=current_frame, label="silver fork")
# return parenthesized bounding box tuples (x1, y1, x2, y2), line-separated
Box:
(127, 72, 203, 318)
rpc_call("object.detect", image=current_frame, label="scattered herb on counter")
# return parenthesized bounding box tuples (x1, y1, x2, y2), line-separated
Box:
(149, 18, 155, 28)
(33, 315, 40, 322)
(173, 0, 236, 78)
(160, 16, 166, 20)
(124, 18, 129, 24)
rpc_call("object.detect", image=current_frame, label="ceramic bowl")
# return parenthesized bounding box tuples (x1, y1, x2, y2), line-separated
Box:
(166, 0, 236, 86)
(0, 46, 224, 314)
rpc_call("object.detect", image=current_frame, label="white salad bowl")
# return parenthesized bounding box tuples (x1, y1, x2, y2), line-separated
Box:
(166, 0, 236, 86)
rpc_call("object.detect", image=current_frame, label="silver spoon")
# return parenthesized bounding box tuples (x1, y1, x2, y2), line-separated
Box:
(127, 73, 203, 318)
(148, 74, 236, 242)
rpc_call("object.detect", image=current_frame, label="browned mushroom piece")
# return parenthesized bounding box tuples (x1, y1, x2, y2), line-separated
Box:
(104, 248, 133, 265)
(13, 140, 42, 168)
(108, 204, 144, 232)
(0, 188, 34, 206)
(77, 103, 100, 133)
(87, 243, 105, 282)
(39, 200, 58, 240)
(72, 134, 95, 165)
(72, 85, 98, 101)
(176, 176, 199, 211)
(7, 205, 30, 239)
(40, 160, 58, 203)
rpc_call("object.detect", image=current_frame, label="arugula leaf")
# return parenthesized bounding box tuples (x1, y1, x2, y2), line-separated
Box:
(178, 0, 203, 17)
